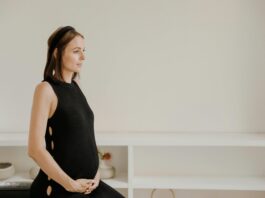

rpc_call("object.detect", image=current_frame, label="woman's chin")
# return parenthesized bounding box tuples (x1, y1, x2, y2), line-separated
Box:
(76, 65, 82, 70)
(73, 66, 82, 72)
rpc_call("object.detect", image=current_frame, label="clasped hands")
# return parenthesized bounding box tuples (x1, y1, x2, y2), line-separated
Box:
(66, 171, 100, 194)
(76, 178, 99, 194)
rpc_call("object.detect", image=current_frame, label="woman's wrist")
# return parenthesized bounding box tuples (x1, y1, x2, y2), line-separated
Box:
(62, 175, 75, 191)
(95, 169, 100, 180)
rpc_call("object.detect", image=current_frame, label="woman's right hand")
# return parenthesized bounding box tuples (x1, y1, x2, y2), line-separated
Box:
(65, 178, 94, 193)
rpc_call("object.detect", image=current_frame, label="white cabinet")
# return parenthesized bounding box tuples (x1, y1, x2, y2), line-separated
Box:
(1, 132, 265, 198)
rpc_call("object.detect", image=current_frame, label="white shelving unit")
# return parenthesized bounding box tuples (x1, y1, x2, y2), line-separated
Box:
(1, 131, 265, 198)
(133, 176, 265, 191)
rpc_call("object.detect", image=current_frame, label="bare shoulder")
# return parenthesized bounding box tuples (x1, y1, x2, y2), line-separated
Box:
(33, 82, 54, 101)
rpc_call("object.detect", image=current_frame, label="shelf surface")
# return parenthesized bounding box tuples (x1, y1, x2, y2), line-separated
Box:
(0, 132, 28, 146)
(0, 172, 32, 189)
(102, 173, 128, 188)
(0, 172, 128, 189)
(96, 131, 265, 146)
(1, 131, 265, 147)
(133, 176, 265, 191)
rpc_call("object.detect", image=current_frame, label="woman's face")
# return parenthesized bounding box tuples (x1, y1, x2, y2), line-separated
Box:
(62, 35, 85, 73)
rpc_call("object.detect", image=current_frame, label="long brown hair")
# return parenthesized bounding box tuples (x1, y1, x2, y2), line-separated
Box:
(43, 26, 84, 82)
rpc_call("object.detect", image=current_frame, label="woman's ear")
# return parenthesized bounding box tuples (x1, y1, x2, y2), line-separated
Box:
(53, 48, 58, 59)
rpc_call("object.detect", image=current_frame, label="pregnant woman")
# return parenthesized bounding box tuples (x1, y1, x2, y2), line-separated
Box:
(28, 26, 125, 198)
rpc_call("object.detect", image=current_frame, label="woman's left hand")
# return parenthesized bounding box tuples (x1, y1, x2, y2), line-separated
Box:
(84, 170, 100, 194)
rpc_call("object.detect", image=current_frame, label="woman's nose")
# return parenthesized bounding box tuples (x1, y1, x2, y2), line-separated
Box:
(81, 52, 85, 60)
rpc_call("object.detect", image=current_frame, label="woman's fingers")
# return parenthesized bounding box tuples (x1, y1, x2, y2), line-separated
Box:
(84, 188, 91, 194)
(76, 179, 94, 192)
(74, 178, 100, 194)
(84, 179, 99, 194)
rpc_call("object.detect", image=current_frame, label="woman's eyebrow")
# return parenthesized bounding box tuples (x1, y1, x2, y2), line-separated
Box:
(72, 47, 85, 50)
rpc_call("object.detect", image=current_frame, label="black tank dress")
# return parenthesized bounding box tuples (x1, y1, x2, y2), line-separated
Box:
(30, 76, 125, 198)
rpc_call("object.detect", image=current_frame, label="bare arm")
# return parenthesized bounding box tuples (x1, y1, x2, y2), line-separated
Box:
(27, 82, 90, 192)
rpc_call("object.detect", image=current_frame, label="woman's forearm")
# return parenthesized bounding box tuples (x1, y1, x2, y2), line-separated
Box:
(29, 148, 73, 190)
(94, 169, 100, 180)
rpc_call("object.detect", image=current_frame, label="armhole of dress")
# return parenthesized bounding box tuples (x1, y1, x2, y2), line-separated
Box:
(43, 80, 59, 121)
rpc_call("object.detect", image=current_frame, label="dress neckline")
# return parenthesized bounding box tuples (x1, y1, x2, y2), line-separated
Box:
(58, 79, 74, 86)
(46, 76, 75, 87)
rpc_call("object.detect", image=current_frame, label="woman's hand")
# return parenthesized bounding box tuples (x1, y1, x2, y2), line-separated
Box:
(84, 178, 99, 194)
(84, 170, 100, 194)
(65, 178, 94, 193)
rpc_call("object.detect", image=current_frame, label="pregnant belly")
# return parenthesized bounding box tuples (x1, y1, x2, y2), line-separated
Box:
(53, 144, 99, 179)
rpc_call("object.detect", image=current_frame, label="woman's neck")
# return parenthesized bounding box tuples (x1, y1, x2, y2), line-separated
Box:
(62, 70, 73, 83)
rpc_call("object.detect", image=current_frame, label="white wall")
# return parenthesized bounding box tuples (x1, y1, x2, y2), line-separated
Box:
(1, 1, 265, 197)
(0, 0, 265, 133)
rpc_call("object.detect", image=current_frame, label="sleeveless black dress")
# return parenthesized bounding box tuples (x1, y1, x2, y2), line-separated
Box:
(30, 76, 125, 198)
